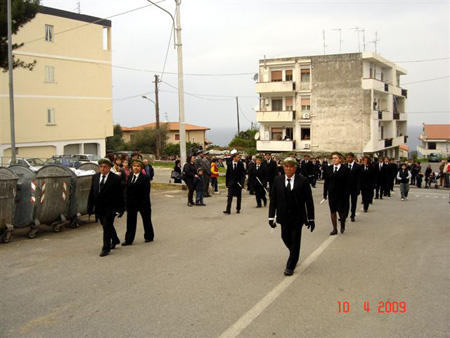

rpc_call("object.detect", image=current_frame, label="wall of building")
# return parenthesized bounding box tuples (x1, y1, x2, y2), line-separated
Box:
(310, 54, 371, 154)
(0, 10, 112, 157)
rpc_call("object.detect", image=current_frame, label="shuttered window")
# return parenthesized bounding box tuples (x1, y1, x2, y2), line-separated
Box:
(286, 97, 293, 110)
(301, 69, 310, 82)
(285, 70, 293, 81)
(271, 70, 282, 82)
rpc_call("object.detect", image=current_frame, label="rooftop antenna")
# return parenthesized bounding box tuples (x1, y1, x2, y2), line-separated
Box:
(350, 26, 360, 52)
(76, 1, 81, 14)
(369, 31, 380, 54)
(164, 112, 169, 122)
(323, 30, 328, 54)
(332, 28, 342, 53)
(360, 28, 366, 52)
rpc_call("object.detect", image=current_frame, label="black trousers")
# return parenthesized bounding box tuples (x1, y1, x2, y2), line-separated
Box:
(361, 188, 373, 211)
(375, 182, 384, 198)
(255, 185, 267, 207)
(186, 181, 195, 204)
(203, 175, 210, 196)
(347, 191, 358, 218)
(99, 213, 120, 252)
(125, 206, 154, 244)
(226, 187, 242, 212)
(281, 219, 303, 271)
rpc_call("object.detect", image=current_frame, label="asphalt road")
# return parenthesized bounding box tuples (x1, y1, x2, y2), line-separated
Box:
(1, 182, 449, 338)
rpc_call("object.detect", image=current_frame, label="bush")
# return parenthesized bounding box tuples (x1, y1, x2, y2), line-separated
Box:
(127, 125, 168, 154)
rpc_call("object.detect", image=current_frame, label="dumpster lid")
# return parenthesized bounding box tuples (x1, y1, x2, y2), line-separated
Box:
(76, 163, 100, 173)
(8, 164, 37, 182)
(0, 167, 19, 181)
(36, 164, 73, 179)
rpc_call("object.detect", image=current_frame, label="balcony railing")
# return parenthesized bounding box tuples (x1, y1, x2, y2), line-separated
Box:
(256, 81, 295, 93)
(256, 110, 295, 123)
(257, 140, 294, 152)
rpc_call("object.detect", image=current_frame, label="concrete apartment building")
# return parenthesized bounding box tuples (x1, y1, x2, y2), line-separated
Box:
(417, 124, 450, 158)
(255, 52, 408, 158)
(0, 6, 113, 159)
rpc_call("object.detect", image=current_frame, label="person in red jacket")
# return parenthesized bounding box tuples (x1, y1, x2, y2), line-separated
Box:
(210, 158, 219, 194)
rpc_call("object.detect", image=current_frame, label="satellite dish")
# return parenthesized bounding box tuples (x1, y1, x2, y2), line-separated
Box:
(252, 105, 259, 112)
(253, 73, 259, 81)
(254, 132, 260, 140)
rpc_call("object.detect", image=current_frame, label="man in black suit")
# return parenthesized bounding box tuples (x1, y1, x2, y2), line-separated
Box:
(301, 155, 315, 186)
(268, 157, 315, 276)
(345, 152, 361, 222)
(359, 156, 376, 212)
(323, 152, 350, 235)
(122, 159, 155, 246)
(88, 158, 124, 257)
(248, 155, 267, 208)
(374, 157, 388, 199)
(261, 153, 278, 194)
(223, 153, 246, 214)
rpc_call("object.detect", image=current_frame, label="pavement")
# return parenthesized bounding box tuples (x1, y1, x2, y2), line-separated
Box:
(0, 179, 449, 338)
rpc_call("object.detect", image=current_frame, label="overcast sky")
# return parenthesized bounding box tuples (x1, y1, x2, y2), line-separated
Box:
(41, 0, 449, 145)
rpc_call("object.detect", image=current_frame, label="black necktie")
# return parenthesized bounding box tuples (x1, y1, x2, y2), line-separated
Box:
(334, 166, 338, 173)
(131, 175, 137, 184)
(365, 166, 368, 171)
(233, 163, 236, 170)
(100, 175, 105, 192)
(348, 164, 351, 169)
(287, 178, 292, 191)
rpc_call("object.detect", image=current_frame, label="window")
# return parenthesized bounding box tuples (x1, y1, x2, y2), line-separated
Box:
(285, 128, 293, 140)
(45, 66, 54, 83)
(272, 98, 283, 111)
(45, 25, 54, 42)
(301, 69, 310, 82)
(428, 142, 437, 150)
(285, 70, 293, 81)
(301, 128, 310, 140)
(379, 126, 384, 140)
(175, 133, 180, 141)
(271, 128, 283, 141)
(271, 70, 282, 82)
(301, 97, 311, 111)
(285, 97, 293, 111)
(47, 108, 55, 125)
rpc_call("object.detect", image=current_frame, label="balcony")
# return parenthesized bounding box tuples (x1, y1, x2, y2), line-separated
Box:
(256, 110, 295, 123)
(374, 111, 392, 120)
(256, 81, 295, 93)
(257, 140, 294, 152)
(362, 79, 389, 94)
(393, 112, 407, 121)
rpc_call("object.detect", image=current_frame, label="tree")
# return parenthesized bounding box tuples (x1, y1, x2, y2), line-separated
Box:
(228, 128, 258, 149)
(0, 0, 40, 71)
(106, 124, 126, 152)
(127, 125, 168, 155)
(162, 141, 201, 158)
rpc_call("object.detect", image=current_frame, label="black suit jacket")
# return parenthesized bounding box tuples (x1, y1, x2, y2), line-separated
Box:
(323, 165, 350, 201)
(346, 162, 361, 193)
(269, 174, 314, 225)
(301, 160, 314, 177)
(88, 172, 124, 217)
(248, 164, 266, 188)
(359, 165, 376, 190)
(262, 160, 278, 184)
(127, 174, 151, 210)
(375, 162, 389, 183)
(226, 161, 246, 194)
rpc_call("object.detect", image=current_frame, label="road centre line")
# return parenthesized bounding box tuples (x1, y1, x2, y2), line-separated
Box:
(219, 236, 338, 338)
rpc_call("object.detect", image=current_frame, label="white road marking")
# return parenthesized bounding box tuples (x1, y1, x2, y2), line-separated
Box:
(164, 195, 175, 198)
(219, 236, 337, 338)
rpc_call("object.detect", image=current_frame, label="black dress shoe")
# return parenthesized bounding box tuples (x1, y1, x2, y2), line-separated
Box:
(145, 239, 153, 243)
(350, 216, 355, 222)
(263, 200, 267, 207)
(223, 211, 230, 214)
(121, 242, 132, 246)
(99, 250, 109, 257)
(340, 224, 345, 234)
(256, 205, 262, 208)
(284, 269, 294, 276)
(111, 240, 120, 249)
(330, 230, 338, 236)
(236, 210, 240, 214)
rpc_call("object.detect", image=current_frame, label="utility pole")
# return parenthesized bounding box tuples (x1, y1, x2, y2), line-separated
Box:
(7, 0, 16, 164)
(236, 97, 240, 135)
(360, 28, 366, 52)
(322, 30, 327, 54)
(332, 28, 342, 53)
(154, 74, 161, 159)
(175, 0, 186, 165)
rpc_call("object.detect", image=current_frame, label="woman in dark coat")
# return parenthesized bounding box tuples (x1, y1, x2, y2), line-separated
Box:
(173, 159, 182, 184)
(183, 155, 198, 206)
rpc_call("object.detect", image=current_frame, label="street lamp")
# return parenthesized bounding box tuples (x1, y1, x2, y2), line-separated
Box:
(147, 0, 186, 165)
(142, 95, 161, 159)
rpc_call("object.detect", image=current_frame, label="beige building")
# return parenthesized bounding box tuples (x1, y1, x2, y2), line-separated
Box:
(122, 122, 210, 146)
(0, 6, 113, 160)
(256, 52, 408, 158)
(417, 124, 450, 158)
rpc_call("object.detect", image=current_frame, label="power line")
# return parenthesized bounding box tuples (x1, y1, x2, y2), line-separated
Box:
(114, 91, 155, 103)
(239, 107, 252, 123)
(403, 76, 449, 85)
(159, 9, 176, 82)
(395, 57, 449, 63)
(161, 81, 257, 99)
(24, 1, 167, 45)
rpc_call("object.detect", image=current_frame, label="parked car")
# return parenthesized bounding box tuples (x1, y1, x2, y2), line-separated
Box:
(428, 153, 442, 162)
(9, 157, 45, 172)
(72, 154, 101, 164)
(45, 155, 81, 168)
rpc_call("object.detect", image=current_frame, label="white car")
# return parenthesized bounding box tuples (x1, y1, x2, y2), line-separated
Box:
(72, 154, 101, 164)
(10, 158, 45, 172)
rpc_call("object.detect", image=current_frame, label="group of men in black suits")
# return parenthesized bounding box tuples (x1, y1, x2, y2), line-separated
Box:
(88, 158, 154, 257)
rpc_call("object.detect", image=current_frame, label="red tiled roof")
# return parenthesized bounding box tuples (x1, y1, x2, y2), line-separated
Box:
(423, 124, 450, 140)
(122, 122, 210, 132)
(399, 144, 409, 151)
